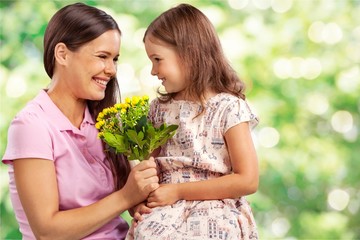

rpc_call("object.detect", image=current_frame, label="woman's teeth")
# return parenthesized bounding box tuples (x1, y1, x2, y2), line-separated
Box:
(95, 79, 107, 86)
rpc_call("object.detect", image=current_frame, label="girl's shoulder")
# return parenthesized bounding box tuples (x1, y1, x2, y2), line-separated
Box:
(207, 92, 245, 106)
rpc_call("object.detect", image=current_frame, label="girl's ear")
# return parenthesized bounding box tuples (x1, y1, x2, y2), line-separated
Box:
(54, 42, 68, 65)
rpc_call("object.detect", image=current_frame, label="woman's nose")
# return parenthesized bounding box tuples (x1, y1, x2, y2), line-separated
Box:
(105, 60, 117, 76)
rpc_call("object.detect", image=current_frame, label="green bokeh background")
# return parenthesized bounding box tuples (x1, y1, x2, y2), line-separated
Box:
(1, 0, 359, 239)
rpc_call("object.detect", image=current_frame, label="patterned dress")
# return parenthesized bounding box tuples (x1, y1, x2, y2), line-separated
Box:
(126, 93, 259, 240)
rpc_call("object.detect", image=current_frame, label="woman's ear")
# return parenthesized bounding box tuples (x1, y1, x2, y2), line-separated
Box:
(54, 42, 68, 65)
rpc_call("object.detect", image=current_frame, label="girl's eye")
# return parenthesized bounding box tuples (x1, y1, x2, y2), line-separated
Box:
(113, 57, 119, 62)
(154, 57, 161, 62)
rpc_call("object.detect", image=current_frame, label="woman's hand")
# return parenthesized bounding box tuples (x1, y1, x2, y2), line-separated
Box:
(130, 202, 152, 227)
(122, 157, 159, 207)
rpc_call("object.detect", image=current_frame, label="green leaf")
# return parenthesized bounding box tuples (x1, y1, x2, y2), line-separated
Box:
(103, 132, 129, 153)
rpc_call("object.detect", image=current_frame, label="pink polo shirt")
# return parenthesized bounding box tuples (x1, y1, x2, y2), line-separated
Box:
(2, 90, 128, 239)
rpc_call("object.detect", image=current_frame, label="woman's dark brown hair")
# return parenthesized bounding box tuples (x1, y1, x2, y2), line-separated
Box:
(144, 3, 246, 104)
(43, 2, 130, 190)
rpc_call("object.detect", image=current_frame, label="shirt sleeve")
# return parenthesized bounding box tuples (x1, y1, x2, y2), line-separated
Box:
(2, 110, 54, 164)
(223, 98, 259, 133)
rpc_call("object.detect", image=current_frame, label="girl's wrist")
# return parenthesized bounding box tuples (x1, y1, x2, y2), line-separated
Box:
(175, 183, 184, 200)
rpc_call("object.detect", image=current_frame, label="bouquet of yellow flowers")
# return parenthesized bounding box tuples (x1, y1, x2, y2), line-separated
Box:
(95, 95, 178, 162)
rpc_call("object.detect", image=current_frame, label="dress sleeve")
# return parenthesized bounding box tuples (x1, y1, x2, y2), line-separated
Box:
(223, 98, 259, 133)
(2, 110, 54, 164)
(148, 98, 159, 124)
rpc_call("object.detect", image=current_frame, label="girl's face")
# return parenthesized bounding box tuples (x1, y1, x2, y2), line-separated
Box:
(144, 36, 186, 97)
(64, 30, 120, 101)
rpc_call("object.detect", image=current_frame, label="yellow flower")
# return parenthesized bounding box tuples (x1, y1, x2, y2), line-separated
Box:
(114, 103, 121, 110)
(131, 96, 140, 106)
(97, 132, 103, 139)
(97, 112, 104, 121)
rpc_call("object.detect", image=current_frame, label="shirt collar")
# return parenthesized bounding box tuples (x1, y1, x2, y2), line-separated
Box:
(34, 90, 95, 131)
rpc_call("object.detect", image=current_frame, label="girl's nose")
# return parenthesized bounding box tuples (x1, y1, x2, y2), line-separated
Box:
(151, 65, 157, 76)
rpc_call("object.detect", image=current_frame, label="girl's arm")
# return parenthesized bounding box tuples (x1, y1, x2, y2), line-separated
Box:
(14, 158, 158, 240)
(147, 122, 258, 207)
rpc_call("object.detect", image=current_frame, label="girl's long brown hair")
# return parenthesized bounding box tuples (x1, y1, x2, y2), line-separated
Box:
(43, 2, 130, 190)
(144, 3, 246, 105)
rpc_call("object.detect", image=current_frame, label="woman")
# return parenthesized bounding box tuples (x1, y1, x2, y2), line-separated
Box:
(2, 3, 158, 239)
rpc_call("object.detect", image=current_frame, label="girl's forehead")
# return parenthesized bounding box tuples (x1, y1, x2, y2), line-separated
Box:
(145, 35, 173, 48)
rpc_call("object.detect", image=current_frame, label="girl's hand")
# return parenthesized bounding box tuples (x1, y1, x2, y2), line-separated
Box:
(147, 184, 179, 208)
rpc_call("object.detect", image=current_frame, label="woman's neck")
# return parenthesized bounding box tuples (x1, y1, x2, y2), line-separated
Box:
(47, 89, 86, 129)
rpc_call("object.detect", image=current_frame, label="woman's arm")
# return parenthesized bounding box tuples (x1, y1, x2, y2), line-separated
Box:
(147, 122, 258, 207)
(14, 158, 158, 240)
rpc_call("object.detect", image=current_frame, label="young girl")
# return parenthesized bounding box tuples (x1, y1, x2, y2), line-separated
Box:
(127, 3, 259, 240)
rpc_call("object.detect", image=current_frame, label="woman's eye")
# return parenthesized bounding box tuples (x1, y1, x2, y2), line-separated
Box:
(98, 55, 107, 59)
(113, 57, 119, 62)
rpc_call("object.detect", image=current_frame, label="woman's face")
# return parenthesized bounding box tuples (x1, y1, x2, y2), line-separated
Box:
(64, 29, 121, 101)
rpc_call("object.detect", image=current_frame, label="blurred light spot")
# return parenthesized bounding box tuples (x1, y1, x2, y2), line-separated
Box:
(118, 63, 135, 80)
(221, 28, 247, 59)
(133, 28, 147, 49)
(346, 42, 360, 63)
(140, 65, 160, 88)
(322, 23, 343, 45)
(305, 93, 329, 115)
(116, 14, 137, 33)
(331, 111, 353, 133)
(348, 197, 360, 214)
(301, 58, 322, 80)
(201, 6, 224, 27)
(289, 57, 303, 78)
(228, 0, 249, 10)
(117, 63, 139, 94)
(336, 66, 360, 93)
(244, 16, 265, 37)
(273, 57, 321, 80)
(353, 26, 360, 40)
(271, 0, 292, 13)
(258, 127, 280, 148)
(288, 186, 302, 200)
(273, 58, 291, 79)
(328, 189, 350, 211)
(0, 65, 7, 85)
(271, 217, 290, 237)
(6, 73, 27, 98)
(343, 126, 358, 142)
(308, 21, 325, 43)
(305, 185, 319, 199)
(252, 0, 271, 9)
